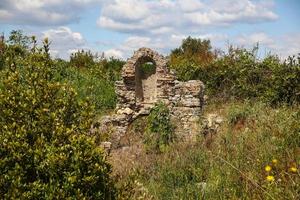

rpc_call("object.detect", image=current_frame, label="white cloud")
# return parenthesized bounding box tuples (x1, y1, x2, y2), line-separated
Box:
(98, 0, 278, 34)
(42, 27, 88, 59)
(236, 32, 275, 46)
(178, 0, 204, 12)
(103, 31, 300, 60)
(104, 33, 228, 59)
(273, 33, 300, 58)
(234, 32, 300, 59)
(0, 0, 102, 26)
(104, 49, 124, 59)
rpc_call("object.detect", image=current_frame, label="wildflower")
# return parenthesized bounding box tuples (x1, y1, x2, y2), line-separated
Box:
(266, 175, 275, 182)
(289, 167, 297, 173)
(272, 159, 278, 164)
(265, 165, 272, 172)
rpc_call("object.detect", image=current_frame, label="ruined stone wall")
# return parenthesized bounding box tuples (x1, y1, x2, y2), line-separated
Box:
(170, 80, 204, 140)
(98, 48, 204, 147)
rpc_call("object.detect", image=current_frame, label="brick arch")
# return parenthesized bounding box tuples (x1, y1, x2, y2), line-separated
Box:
(121, 47, 168, 78)
(116, 47, 175, 110)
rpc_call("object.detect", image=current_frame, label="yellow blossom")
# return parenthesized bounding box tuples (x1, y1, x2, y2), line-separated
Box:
(272, 159, 278, 164)
(289, 167, 297, 173)
(266, 175, 275, 182)
(265, 165, 272, 172)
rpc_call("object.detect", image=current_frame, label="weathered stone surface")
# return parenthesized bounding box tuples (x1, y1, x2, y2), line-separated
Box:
(96, 48, 205, 147)
(201, 113, 224, 136)
(117, 107, 134, 115)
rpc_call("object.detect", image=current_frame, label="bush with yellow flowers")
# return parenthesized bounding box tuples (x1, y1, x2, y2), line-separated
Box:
(0, 39, 116, 199)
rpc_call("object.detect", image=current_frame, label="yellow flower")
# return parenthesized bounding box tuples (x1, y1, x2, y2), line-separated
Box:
(265, 165, 272, 172)
(266, 175, 275, 182)
(272, 159, 278, 164)
(289, 167, 297, 173)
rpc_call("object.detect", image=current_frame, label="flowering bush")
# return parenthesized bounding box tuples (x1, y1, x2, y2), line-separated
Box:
(0, 39, 116, 199)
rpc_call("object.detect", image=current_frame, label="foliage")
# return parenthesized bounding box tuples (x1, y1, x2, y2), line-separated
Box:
(0, 38, 4, 70)
(131, 101, 300, 199)
(65, 66, 117, 113)
(68, 50, 124, 113)
(170, 36, 216, 81)
(140, 62, 156, 76)
(69, 50, 124, 82)
(144, 102, 175, 153)
(227, 101, 252, 125)
(97, 58, 124, 82)
(0, 30, 35, 70)
(170, 38, 300, 105)
(202, 46, 300, 105)
(69, 50, 97, 69)
(0, 39, 116, 199)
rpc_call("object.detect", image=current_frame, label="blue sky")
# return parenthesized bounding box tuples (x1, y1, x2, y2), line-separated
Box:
(1, 0, 299, 59)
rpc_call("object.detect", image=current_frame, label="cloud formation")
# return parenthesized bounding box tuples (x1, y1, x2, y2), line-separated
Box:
(104, 33, 228, 59)
(0, 0, 101, 26)
(41, 27, 88, 58)
(98, 0, 278, 34)
(235, 32, 300, 58)
(4, 0, 298, 60)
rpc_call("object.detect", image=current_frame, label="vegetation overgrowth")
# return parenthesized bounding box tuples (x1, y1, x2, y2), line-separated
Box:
(170, 37, 300, 105)
(0, 30, 118, 199)
(144, 102, 175, 153)
(129, 101, 300, 199)
(0, 30, 299, 199)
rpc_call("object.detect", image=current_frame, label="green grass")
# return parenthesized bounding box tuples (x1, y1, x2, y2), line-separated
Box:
(117, 101, 300, 199)
(57, 66, 117, 115)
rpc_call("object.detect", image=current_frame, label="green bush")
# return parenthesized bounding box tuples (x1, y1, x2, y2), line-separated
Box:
(0, 40, 116, 199)
(227, 101, 252, 125)
(70, 50, 96, 69)
(97, 58, 124, 82)
(144, 102, 175, 153)
(170, 36, 216, 81)
(61, 66, 117, 114)
(170, 38, 300, 105)
(68, 50, 124, 113)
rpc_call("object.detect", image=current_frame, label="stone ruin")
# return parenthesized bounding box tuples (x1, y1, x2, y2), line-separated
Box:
(96, 48, 205, 147)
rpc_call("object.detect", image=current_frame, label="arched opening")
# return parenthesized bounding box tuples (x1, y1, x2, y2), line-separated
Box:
(135, 57, 157, 104)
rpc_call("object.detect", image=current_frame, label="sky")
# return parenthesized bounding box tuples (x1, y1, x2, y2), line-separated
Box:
(1, 0, 299, 60)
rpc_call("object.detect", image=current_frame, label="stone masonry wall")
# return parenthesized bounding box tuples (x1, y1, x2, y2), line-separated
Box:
(96, 48, 204, 147)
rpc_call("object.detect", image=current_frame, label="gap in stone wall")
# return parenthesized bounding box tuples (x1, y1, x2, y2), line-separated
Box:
(135, 57, 157, 105)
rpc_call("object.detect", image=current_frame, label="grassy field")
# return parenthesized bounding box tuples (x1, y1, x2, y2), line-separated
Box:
(113, 100, 300, 199)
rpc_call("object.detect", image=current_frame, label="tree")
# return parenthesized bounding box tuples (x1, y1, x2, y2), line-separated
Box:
(170, 36, 216, 81)
(70, 50, 96, 68)
(1, 30, 36, 70)
(0, 39, 116, 199)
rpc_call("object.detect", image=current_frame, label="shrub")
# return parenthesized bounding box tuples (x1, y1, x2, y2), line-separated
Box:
(144, 102, 175, 153)
(97, 58, 124, 82)
(69, 50, 96, 69)
(170, 38, 300, 105)
(170, 36, 216, 81)
(0, 40, 116, 199)
(227, 102, 252, 125)
(62, 66, 117, 114)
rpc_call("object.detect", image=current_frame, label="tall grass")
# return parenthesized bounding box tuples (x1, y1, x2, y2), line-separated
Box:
(118, 101, 299, 199)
